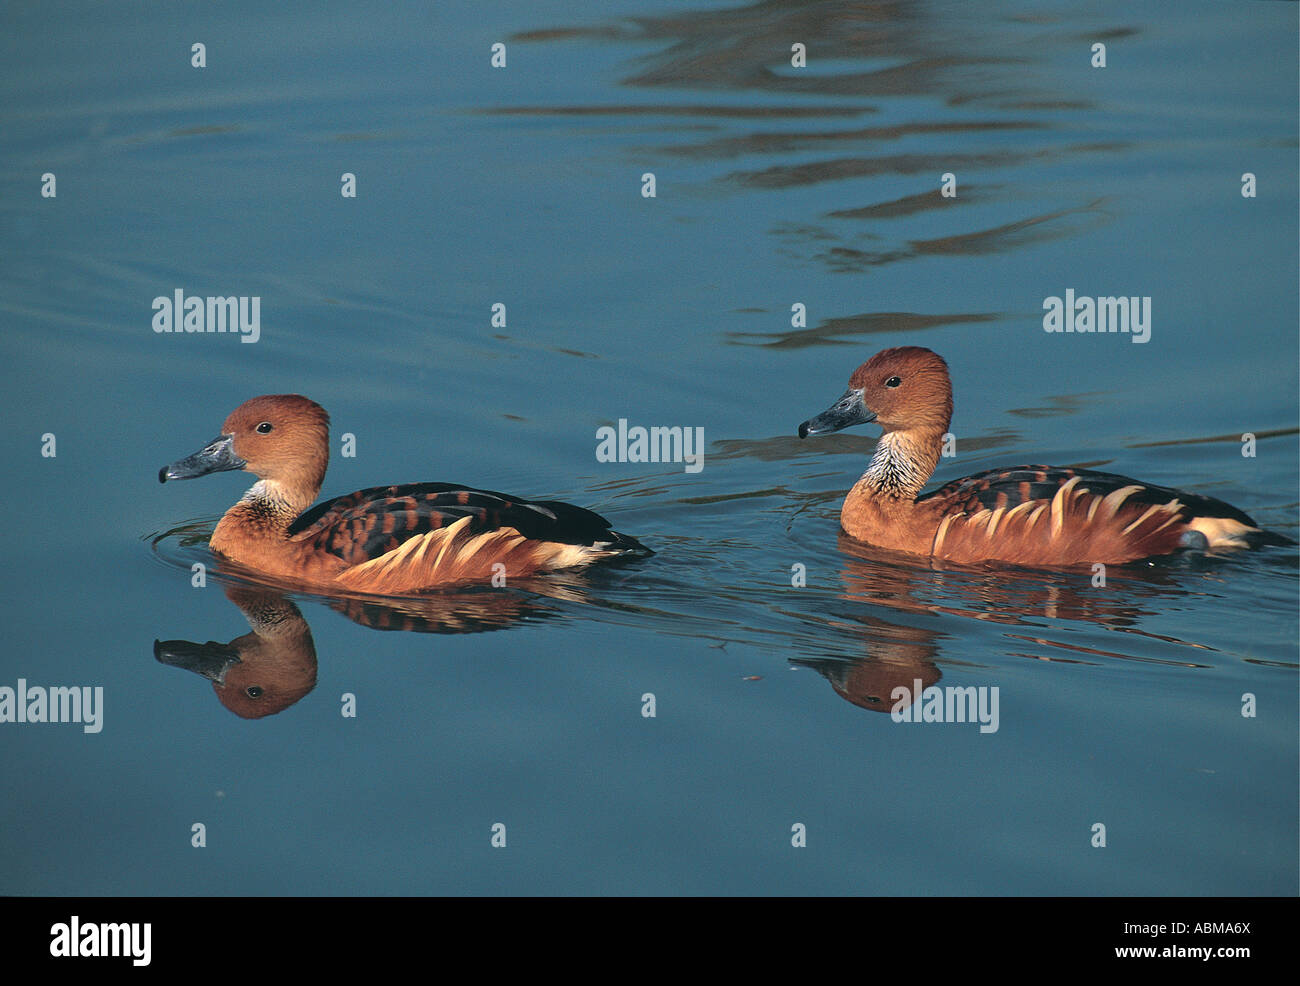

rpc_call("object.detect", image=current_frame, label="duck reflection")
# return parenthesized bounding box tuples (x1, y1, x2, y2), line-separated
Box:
(792, 616, 942, 715)
(795, 533, 1215, 714)
(154, 570, 575, 718)
(155, 585, 318, 720)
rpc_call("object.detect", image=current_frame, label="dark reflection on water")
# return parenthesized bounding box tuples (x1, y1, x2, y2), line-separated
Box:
(515, 0, 1045, 97)
(508, 0, 1130, 284)
(659, 120, 1046, 160)
(775, 197, 1114, 272)
(827, 185, 994, 219)
(1004, 392, 1110, 419)
(906, 197, 1113, 256)
(1129, 426, 1300, 450)
(728, 145, 1127, 188)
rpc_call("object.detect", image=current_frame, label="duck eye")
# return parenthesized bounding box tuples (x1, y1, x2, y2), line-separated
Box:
(256, 421, 273, 434)
(245, 686, 264, 698)
(885, 376, 902, 388)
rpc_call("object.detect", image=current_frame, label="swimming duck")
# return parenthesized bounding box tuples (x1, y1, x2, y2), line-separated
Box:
(160, 395, 650, 592)
(798, 346, 1274, 566)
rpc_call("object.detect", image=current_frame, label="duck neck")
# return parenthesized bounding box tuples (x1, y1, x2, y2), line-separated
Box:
(860, 428, 943, 501)
(213, 479, 315, 548)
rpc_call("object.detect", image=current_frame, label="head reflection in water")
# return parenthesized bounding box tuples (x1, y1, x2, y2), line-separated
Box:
(154, 586, 318, 719)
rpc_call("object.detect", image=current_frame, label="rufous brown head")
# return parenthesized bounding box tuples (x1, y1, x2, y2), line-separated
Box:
(159, 395, 331, 494)
(799, 347, 953, 438)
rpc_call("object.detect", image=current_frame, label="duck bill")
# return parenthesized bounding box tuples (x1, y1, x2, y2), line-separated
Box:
(159, 434, 246, 483)
(153, 639, 242, 685)
(798, 389, 876, 438)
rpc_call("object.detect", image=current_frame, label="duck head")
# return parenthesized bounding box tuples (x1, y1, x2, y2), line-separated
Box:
(159, 394, 331, 503)
(799, 346, 953, 438)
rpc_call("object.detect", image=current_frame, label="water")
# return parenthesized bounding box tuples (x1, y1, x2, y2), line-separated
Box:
(1, 0, 1295, 895)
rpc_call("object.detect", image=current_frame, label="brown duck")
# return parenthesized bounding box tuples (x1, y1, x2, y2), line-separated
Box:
(798, 346, 1277, 566)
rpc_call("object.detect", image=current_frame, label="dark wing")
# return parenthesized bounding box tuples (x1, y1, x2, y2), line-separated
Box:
(287, 482, 648, 566)
(919, 465, 1259, 527)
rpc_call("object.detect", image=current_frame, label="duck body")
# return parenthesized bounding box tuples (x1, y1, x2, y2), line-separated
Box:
(160, 395, 649, 592)
(799, 347, 1275, 567)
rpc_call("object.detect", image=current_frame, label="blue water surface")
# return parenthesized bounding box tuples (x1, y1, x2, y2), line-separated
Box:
(0, 0, 1296, 895)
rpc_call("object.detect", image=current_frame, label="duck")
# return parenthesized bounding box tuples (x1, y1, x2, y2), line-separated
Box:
(159, 395, 650, 592)
(797, 346, 1277, 566)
